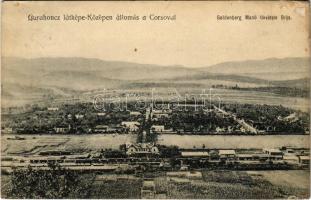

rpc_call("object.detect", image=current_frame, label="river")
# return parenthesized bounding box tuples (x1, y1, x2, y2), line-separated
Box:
(158, 134, 309, 149)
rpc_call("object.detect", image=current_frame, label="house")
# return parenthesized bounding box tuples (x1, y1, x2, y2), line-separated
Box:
(181, 151, 209, 158)
(121, 121, 140, 132)
(75, 114, 84, 119)
(283, 113, 299, 122)
(97, 112, 106, 116)
(151, 125, 165, 132)
(151, 109, 171, 119)
(126, 143, 159, 155)
(54, 126, 69, 134)
(94, 125, 109, 133)
(219, 150, 236, 160)
(263, 148, 283, 160)
(153, 113, 169, 119)
(47, 107, 59, 111)
(107, 125, 123, 133)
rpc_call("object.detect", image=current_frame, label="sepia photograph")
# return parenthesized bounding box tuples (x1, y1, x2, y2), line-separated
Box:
(1, 1, 310, 199)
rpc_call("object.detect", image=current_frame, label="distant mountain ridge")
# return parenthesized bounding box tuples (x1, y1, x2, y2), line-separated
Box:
(1, 56, 309, 107)
(2, 57, 197, 81)
(4, 56, 309, 79)
(199, 57, 310, 80)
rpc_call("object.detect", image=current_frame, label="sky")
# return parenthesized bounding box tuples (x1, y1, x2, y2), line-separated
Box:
(2, 1, 310, 67)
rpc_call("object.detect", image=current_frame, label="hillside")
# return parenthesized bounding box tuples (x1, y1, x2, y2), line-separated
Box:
(2, 57, 197, 81)
(200, 57, 310, 80)
(1, 57, 309, 107)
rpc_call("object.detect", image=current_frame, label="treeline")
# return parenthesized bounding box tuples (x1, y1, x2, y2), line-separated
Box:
(212, 84, 309, 98)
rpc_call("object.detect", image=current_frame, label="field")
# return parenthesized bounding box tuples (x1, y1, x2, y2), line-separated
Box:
(110, 87, 310, 112)
(88, 170, 309, 199)
(248, 170, 310, 190)
(1, 134, 136, 155)
(90, 178, 142, 199)
(158, 170, 310, 199)
(209, 89, 309, 112)
(108, 87, 310, 112)
(158, 134, 310, 149)
(1, 168, 309, 199)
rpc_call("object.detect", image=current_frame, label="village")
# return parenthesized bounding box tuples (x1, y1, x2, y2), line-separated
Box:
(1, 100, 309, 135)
(1, 101, 310, 198)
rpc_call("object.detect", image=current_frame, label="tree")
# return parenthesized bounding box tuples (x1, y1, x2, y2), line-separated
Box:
(8, 163, 95, 198)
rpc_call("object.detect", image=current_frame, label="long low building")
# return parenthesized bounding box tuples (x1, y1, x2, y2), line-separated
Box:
(219, 150, 236, 158)
(181, 151, 209, 158)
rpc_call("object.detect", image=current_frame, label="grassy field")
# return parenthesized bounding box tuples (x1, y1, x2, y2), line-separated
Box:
(163, 170, 310, 199)
(250, 170, 310, 190)
(90, 179, 142, 199)
(209, 88, 309, 112)
(1, 134, 136, 155)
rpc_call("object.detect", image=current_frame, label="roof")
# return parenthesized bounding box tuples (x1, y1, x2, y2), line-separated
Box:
(263, 148, 282, 153)
(128, 143, 156, 149)
(153, 109, 172, 114)
(219, 150, 236, 155)
(181, 151, 209, 157)
(299, 156, 310, 160)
